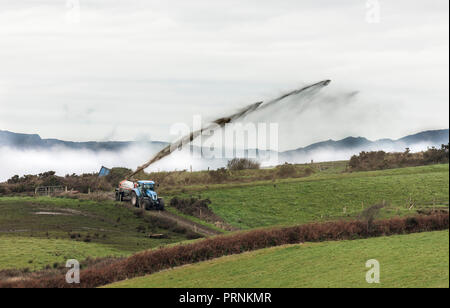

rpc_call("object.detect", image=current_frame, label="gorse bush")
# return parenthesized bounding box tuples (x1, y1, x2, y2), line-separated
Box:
(349, 144, 449, 171)
(2, 213, 447, 288)
(423, 144, 450, 164)
(0, 171, 114, 195)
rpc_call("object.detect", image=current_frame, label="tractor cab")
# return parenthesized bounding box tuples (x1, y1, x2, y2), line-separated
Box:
(136, 180, 155, 191)
(136, 180, 157, 199)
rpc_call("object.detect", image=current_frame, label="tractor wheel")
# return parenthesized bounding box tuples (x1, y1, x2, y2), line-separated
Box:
(131, 192, 139, 208)
(157, 198, 165, 211)
(143, 199, 151, 211)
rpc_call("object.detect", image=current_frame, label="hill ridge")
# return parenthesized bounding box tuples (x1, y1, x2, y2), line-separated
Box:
(1, 129, 448, 155)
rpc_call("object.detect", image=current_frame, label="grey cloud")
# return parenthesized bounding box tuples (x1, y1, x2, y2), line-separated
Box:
(0, 0, 448, 149)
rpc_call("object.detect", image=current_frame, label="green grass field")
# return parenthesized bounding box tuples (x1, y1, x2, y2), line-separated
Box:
(1, 163, 448, 288)
(106, 230, 449, 288)
(167, 164, 449, 229)
(0, 197, 191, 271)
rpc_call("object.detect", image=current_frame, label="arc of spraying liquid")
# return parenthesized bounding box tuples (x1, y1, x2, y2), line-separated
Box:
(126, 80, 331, 179)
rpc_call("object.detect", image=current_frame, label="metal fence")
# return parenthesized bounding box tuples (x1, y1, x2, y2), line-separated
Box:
(34, 186, 66, 196)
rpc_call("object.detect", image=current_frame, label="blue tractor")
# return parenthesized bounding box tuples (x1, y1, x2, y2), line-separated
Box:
(130, 180, 165, 211)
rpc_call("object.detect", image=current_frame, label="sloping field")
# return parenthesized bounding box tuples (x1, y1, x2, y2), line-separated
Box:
(106, 230, 449, 288)
(171, 164, 449, 229)
(0, 197, 193, 271)
(0, 236, 124, 271)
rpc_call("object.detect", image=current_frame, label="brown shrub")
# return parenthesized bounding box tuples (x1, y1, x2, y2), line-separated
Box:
(1, 213, 447, 288)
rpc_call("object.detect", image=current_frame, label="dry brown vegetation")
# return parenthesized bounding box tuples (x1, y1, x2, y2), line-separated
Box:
(0, 171, 113, 195)
(1, 213, 447, 288)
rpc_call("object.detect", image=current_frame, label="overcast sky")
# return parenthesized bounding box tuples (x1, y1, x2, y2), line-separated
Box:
(0, 0, 448, 150)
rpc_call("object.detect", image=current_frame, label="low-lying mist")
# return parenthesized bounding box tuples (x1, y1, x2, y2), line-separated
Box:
(0, 139, 442, 182)
(0, 145, 226, 182)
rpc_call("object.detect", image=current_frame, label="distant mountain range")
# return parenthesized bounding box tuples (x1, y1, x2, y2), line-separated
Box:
(280, 129, 449, 163)
(0, 129, 448, 164)
(0, 130, 167, 151)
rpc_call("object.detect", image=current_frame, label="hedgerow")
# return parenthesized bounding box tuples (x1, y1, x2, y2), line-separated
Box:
(1, 213, 447, 288)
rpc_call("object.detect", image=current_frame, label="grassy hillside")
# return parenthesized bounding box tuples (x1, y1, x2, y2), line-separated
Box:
(0, 197, 192, 271)
(106, 230, 449, 288)
(1, 164, 448, 277)
(167, 164, 449, 229)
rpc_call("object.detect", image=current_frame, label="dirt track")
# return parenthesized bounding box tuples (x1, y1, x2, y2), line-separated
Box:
(146, 210, 222, 237)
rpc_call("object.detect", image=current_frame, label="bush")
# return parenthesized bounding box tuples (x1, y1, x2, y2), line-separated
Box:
(1, 170, 114, 195)
(170, 197, 222, 223)
(3, 213, 447, 288)
(7, 175, 20, 184)
(423, 144, 450, 164)
(277, 163, 297, 178)
(227, 158, 260, 171)
(349, 144, 450, 172)
(0, 185, 9, 195)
